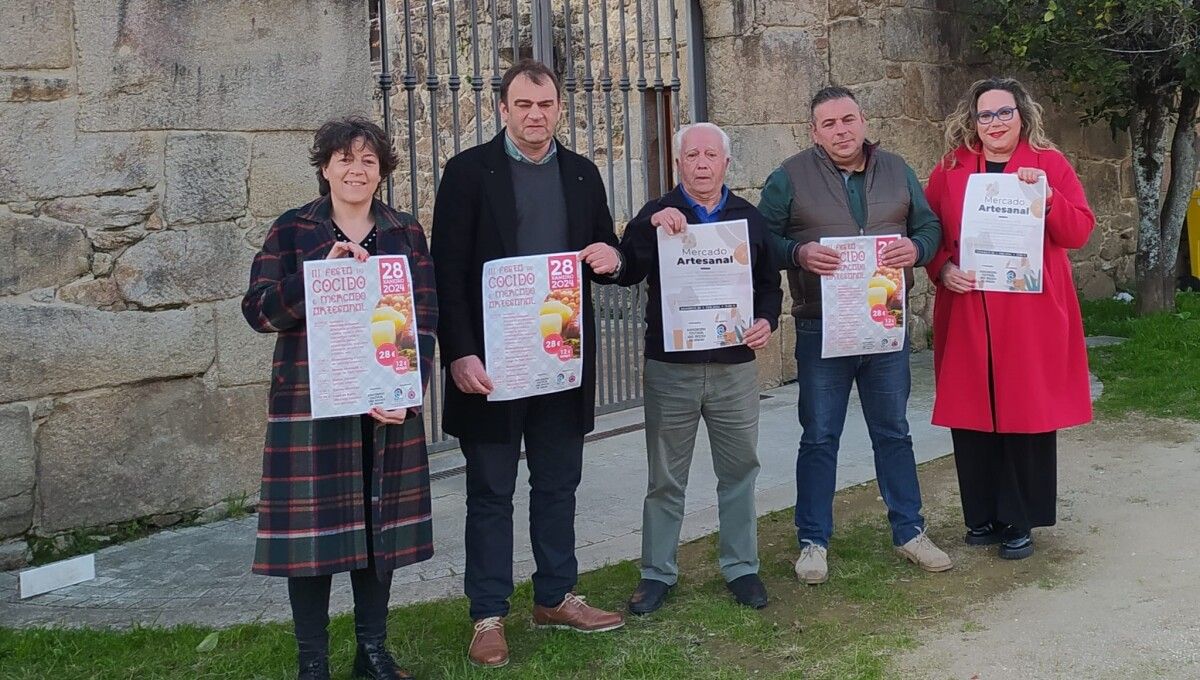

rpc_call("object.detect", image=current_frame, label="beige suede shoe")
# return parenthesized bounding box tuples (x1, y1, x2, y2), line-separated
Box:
(794, 542, 829, 585)
(896, 530, 953, 572)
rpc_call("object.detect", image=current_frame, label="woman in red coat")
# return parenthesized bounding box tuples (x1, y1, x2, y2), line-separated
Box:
(924, 77, 1094, 560)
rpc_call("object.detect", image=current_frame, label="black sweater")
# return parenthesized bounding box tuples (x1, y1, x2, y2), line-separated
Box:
(616, 185, 783, 364)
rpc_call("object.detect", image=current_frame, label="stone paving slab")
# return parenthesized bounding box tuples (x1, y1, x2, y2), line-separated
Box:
(0, 354, 951, 630)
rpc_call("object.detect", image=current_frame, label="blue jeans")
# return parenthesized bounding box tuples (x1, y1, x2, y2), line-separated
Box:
(793, 318, 925, 547)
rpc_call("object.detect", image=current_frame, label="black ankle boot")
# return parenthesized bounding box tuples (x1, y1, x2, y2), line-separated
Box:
(998, 527, 1034, 560)
(297, 654, 331, 680)
(353, 640, 414, 679)
(964, 521, 1004, 546)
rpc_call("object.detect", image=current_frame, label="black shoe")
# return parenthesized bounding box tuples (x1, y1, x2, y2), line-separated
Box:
(998, 528, 1034, 560)
(297, 655, 331, 680)
(964, 521, 1004, 546)
(353, 641, 414, 679)
(726, 574, 768, 609)
(627, 578, 672, 615)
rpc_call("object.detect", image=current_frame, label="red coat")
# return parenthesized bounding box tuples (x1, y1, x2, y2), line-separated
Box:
(925, 141, 1094, 433)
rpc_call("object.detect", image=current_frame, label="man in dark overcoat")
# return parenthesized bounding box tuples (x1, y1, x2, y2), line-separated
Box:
(430, 59, 626, 668)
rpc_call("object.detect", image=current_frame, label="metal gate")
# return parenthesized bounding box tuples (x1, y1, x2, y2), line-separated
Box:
(371, 0, 706, 449)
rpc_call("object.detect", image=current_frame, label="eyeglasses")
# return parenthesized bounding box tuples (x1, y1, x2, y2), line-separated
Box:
(976, 107, 1017, 125)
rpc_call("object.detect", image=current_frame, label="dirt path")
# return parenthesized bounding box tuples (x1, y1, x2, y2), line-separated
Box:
(891, 417, 1200, 679)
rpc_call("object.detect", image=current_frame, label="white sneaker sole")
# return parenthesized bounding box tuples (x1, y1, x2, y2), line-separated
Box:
(796, 571, 828, 585)
(468, 656, 510, 669)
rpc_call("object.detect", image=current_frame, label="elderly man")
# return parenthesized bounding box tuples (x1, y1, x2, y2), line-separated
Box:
(615, 122, 783, 614)
(757, 86, 951, 585)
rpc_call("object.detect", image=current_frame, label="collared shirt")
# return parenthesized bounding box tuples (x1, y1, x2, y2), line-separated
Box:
(504, 131, 558, 165)
(681, 185, 730, 224)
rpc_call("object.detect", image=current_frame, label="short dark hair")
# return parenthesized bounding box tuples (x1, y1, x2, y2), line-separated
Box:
(500, 58, 561, 103)
(309, 116, 400, 196)
(810, 86, 858, 115)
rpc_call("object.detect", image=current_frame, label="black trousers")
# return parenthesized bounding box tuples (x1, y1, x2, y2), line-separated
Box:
(288, 416, 394, 659)
(461, 393, 585, 620)
(950, 428, 1057, 533)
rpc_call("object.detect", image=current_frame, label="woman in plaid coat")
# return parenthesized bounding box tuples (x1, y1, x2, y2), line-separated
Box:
(242, 117, 436, 680)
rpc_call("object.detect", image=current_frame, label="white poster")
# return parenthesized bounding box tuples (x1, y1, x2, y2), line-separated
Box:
(303, 255, 423, 419)
(960, 173, 1047, 293)
(482, 252, 585, 402)
(820, 235, 906, 358)
(656, 219, 755, 352)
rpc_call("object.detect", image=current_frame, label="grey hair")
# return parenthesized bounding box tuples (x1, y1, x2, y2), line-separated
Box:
(673, 122, 731, 159)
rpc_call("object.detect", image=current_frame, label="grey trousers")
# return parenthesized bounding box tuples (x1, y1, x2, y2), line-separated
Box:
(640, 359, 761, 585)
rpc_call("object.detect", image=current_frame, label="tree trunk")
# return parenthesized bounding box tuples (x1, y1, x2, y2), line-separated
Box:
(1129, 86, 1172, 316)
(1155, 87, 1200, 312)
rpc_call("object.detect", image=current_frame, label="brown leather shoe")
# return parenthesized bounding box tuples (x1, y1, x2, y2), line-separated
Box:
(468, 616, 509, 668)
(532, 593, 625, 633)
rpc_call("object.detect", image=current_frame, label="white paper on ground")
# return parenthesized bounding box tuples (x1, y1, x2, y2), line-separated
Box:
(19, 554, 95, 599)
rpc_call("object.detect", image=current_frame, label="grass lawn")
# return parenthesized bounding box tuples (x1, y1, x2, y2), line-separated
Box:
(0, 456, 1073, 680)
(1081, 292, 1200, 421)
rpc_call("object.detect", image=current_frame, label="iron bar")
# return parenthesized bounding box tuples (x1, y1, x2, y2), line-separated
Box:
(511, 0, 519, 62)
(491, 0, 502, 134)
(448, 0, 462, 156)
(619, 0, 634, 219)
(669, 0, 681, 129)
(402, 0, 419, 217)
(426, 0, 442, 190)
(652, 0, 667, 195)
(377, 0, 395, 207)
(470, 0, 484, 145)
(601, 0, 615, 211)
(582, 1, 595, 159)
(564, 0, 578, 151)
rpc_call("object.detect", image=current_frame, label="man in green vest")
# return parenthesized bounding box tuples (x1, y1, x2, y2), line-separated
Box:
(757, 86, 952, 584)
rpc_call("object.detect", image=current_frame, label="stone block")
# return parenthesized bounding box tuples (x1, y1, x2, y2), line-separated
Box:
(755, 0, 825, 27)
(214, 298, 276, 387)
(113, 223, 254, 307)
(881, 8, 955, 64)
(0, 214, 91, 295)
(57, 276, 122, 308)
(849, 79, 907, 120)
(699, 0, 754, 38)
(249, 132, 319, 218)
(74, 0, 374, 132)
(1076, 160, 1122, 217)
(0, 0, 73, 69)
(1, 74, 72, 102)
(40, 192, 158, 229)
(779, 316, 797, 383)
(756, 332, 784, 389)
(0, 404, 35, 537)
(871, 117, 944, 178)
(0, 102, 162, 202)
(830, 0, 864, 19)
(164, 133, 250, 225)
(706, 30, 826, 125)
(0, 538, 31, 570)
(725, 124, 803, 190)
(36, 381, 267, 532)
(0, 303, 215, 402)
(899, 63, 971, 122)
(830, 19, 884, 85)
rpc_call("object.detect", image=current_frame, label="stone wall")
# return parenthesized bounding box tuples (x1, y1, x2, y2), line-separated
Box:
(0, 0, 1150, 545)
(0, 1, 374, 542)
(703, 0, 1140, 386)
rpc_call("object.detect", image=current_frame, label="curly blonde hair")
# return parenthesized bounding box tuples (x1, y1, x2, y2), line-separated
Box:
(942, 77, 1056, 168)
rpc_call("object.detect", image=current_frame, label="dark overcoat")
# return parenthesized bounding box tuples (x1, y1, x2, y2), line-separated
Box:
(430, 132, 619, 443)
(242, 195, 438, 577)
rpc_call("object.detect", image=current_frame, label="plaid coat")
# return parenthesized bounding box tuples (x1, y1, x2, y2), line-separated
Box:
(242, 195, 438, 577)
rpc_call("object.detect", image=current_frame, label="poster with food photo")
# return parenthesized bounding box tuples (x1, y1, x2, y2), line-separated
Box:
(482, 251, 584, 402)
(303, 255, 423, 419)
(819, 235, 906, 359)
